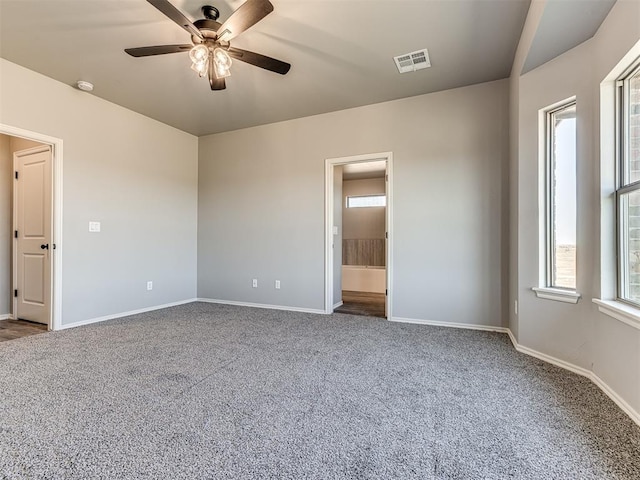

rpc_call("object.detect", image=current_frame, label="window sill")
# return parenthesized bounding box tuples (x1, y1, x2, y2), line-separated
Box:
(592, 299, 640, 331)
(532, 287, 581, 304)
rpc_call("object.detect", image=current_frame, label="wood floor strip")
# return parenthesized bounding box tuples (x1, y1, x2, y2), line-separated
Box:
(0, 319, 48, 342)
(334, 290, 386, 318)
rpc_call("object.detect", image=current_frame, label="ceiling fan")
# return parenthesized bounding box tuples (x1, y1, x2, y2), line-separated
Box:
(125, 0, 291, 90)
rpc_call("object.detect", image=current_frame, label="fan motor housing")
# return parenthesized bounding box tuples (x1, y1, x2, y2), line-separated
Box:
(193, 19, 222, 42)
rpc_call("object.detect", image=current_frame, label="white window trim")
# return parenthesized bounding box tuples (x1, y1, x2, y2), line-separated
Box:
(615, 60, 640, 307)
(536, 97, 578, 296)
(532, 287, 581, 304)
(596, 40, 640, 330)
(592, 299, 640, 331)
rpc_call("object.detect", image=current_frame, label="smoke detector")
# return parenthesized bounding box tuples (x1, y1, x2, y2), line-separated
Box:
(76, 80, 94, 92)
(393, 49, 431, 74)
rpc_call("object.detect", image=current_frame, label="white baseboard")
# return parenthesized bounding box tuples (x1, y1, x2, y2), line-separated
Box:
(197, 298, 326, 315)
(333, 301, 343, 309)
(505, 328, 640, 428)
(507, 330, 591, 378)
(590, 372, 640, 427)
(387, 318, 640, 427)
(390, 316, 508, 334)
(0, 314, 13, 321)
(58, 298, 198, 330)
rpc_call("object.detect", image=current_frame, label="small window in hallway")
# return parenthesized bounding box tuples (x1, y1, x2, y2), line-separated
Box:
(346, 195, 386, 208)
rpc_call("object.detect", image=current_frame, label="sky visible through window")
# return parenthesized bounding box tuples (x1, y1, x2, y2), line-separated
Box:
(346, 195, 386, 208)
(552, 107, 576, 289)
(554, 117, 577, 246)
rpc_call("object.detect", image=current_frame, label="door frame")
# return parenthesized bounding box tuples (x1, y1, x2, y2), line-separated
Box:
(2, 123, 63, 331)
(324, 151, 393, 318)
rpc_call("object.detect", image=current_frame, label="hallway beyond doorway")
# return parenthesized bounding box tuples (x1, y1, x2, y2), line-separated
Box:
(334, 290, 385, 318)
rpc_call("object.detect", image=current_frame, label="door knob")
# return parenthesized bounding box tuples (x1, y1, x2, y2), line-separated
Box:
(40, 244, 49, 250)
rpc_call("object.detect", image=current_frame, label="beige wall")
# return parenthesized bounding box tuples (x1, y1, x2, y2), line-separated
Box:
(511, 0, 640, 418)
(198, 79, 509, 325)
(0, 59, 199, 326)
(342, 178, 386, 240)
(508, 1, 548, 340)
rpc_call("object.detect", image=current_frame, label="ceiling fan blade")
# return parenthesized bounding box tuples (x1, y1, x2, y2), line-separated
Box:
(208, 60, 227, 90)
(216, 0, 274, 42)
(146, 0, 203, 39)
(125, 44, 192, 57)
(227, 47, 290, 75)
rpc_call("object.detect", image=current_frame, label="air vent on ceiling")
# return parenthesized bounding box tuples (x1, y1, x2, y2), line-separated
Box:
(393, 49, 431, 74)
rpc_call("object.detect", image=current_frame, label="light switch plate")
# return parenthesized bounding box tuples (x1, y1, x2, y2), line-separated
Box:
(89, 221, 101, 233)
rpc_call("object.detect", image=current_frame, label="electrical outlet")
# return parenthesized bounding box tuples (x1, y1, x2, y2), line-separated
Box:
(252, 279, 258, 288)
(89, 221, 101, 233)
(147, 281, 153, 291)
(275, 280, 281, 289)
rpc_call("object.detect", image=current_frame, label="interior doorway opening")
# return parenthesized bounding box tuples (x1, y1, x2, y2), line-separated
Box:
(0, 124, 63, 331)
(325, 152, 393, 319)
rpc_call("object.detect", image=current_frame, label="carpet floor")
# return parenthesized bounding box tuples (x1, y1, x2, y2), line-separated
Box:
(1, 302, 639, 479)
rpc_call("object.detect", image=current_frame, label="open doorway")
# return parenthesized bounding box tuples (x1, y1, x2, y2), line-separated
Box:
(0, 124, 63, 332)
(325, 152, 393, 319)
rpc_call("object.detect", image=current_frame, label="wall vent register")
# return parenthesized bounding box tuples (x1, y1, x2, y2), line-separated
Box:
(393, 49, 431, 74)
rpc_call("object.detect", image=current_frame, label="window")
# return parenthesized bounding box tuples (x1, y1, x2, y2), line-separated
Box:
(617, 61, 640, 306)
(544, 101, 577, 290)
(346, 195, 386, 208)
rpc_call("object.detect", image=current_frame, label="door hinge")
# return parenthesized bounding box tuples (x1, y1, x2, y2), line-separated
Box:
(14, 289, 18, 298)
(385, 289, 388, 296)
(385, 232, 388, 239)
(385, 174, 388, 182)
(14, 171, 18, 180)
(14, 230, 18, 238)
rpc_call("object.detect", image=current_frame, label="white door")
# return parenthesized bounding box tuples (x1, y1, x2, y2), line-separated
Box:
(14, 146, 52, 325)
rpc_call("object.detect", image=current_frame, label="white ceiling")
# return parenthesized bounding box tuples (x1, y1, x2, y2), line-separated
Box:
(522, 0, 616, 74)
(342, 160, 386, 181)
(0, 1, 535, 136)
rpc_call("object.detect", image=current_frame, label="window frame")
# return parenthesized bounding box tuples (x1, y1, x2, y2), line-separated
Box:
(543, 100, 577, 291)
(616, 60, 640, 307)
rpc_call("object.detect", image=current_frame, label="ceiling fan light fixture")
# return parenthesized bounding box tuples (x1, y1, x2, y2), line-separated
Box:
(189, 44, 209, 64)
(191, 59, 208, 77)
(189, 44, 210, 77)
(125, 0, 291, 91)
(213, 48, 232, 79)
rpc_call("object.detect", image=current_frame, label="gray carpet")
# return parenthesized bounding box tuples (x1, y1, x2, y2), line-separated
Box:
(1, 302, 639, 479)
